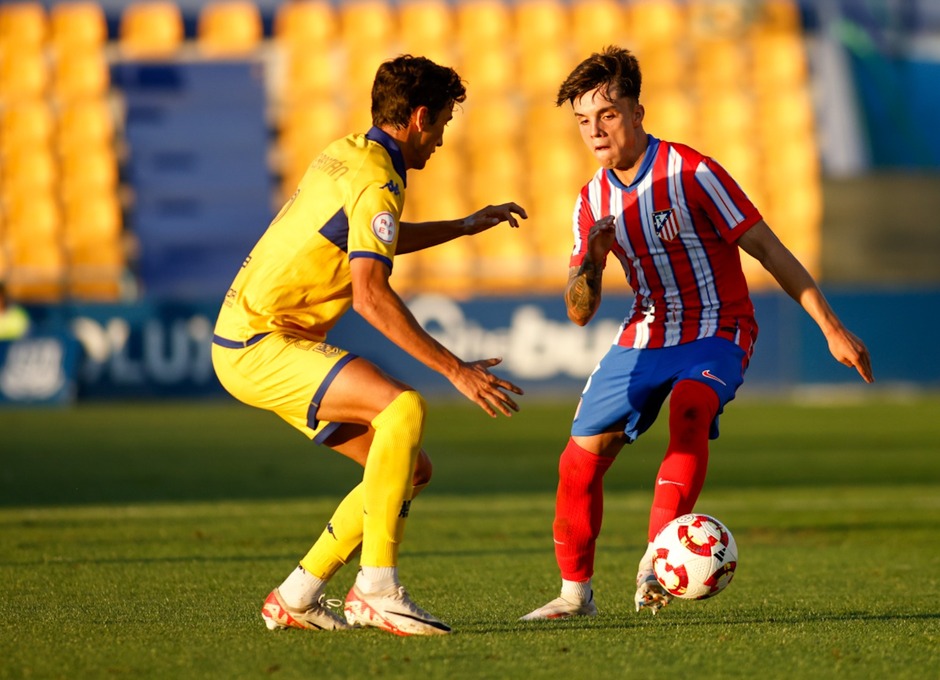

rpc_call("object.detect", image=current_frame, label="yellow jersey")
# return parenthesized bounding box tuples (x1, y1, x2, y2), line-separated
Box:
(213, 127, 407, 346)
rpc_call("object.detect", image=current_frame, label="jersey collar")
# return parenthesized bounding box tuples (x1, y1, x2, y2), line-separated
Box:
(605, 134, 659, 192)
(366, 126, 408, 188)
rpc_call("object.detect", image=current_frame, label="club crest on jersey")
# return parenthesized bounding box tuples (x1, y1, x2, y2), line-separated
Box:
(652, 209, 680, 242)
(371, 211, 396, 244)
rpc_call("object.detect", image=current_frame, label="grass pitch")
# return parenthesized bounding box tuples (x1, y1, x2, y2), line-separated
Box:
(1, 393, 938, 679)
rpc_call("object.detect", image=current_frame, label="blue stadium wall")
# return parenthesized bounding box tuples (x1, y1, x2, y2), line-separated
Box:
(2, 289, 937, 405)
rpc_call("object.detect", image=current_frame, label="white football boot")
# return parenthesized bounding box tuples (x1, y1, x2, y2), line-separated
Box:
(520, 592, 598, 621)
(261, 588, 354, 631)
(634, 543, 673, 615)
(344, 584, 452, 636)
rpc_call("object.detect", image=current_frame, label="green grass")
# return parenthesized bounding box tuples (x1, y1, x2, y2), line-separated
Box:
(1, 394, 939, 679)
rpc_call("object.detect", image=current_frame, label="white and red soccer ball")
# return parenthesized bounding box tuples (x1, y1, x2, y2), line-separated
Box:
(651, 513, 738, 600)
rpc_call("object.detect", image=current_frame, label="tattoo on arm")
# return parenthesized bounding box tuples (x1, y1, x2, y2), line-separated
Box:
(566, 258, 602, 318)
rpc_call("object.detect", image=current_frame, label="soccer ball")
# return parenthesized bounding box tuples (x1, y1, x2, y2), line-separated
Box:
(651, 513, 737, 600)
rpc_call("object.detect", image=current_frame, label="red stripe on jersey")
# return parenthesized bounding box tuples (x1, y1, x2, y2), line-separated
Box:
(568, 137, 761, 354)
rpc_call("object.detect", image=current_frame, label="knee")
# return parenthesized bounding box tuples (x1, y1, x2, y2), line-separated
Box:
(372, 390, 428, 444)
(669, 380, 719, 440)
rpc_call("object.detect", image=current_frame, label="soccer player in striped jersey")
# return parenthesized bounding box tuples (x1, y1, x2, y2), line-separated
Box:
(521, 46, 872, 620)
(213, 55, 526, 636)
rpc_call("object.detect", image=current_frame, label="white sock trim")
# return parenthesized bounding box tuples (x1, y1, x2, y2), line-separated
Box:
(560, 578, 593, 603)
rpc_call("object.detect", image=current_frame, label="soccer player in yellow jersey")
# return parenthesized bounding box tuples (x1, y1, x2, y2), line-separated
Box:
(212, 55, 527, 636)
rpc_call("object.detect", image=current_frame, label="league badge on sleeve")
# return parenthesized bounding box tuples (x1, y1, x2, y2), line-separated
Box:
(371, 211, 396, 244)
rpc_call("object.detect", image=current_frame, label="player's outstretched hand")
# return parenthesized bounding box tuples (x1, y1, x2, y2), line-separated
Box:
(462, 203, 528, 236)
(827, 327, 874, 383)
(450, 357, 524, 417)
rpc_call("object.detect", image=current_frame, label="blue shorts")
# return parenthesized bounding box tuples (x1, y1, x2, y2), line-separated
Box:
(571, 337, 747, 443)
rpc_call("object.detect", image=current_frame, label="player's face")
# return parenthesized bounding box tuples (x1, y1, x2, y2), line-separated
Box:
(411, 105, 454, 170)
(572, 86, 644, 171)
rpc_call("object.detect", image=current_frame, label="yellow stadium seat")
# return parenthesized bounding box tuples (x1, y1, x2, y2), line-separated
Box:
(458, 45, 516, 96)
(51, 48, 110, 101)
(276, 100, 346, 190)
(197, 0, 262, 57)
(688, 0, 748, 39)
(642, 88, 695, 142)
(340, 0, 396, 50)
(750, 32, 808, 91)
(274, 0, 337, 47)
(571, 0, 627, 58)
(62, 192, 123, 251)
(2, 147, 57, 196)
(515, 0, 569, 52)
(0, 44, 49, 99)
(399, 0, 454, 54)
(3, 192, 66, 302)
(56, 97, 116, 153)
(753, 0, 801, 37)
(119, 1, 184, 58)
(627, 0, 688, 48)
(279, 50, 341, 103)
(456, 0, 512, 47)
(49, 1, 107, 55)
(691, 37, 749, 89)
(0, 2, 47, 50)
(0, 98, 55, 153)
(519, 47, 573, 100)
(634, 43, 688, 90)
(60, 145, 120, 203)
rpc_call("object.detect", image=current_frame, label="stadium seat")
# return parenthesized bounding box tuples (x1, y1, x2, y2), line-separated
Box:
(750, 32, 808, 91)
(3, 193, 66, 302)
(56, 97, 116, 153)
(456, 0, 513, 47)
(60, 144, 120, 203)
(0, 98, 55, 153)
(0, 44, 49, 99)
(197, 0, 263, 57)
(634, 43, 688, 90)
(0, 2, 47, 51)
(642, 88, 695, 142)
(570, 0, 627, 58)
(627, 0, 688, 49)
(48, 1, 107, 55)
(51, 48, 110, 101)
(274, 0, 337, 47)
(399, 0, 455, 63)
(519, 46, 572, 100)
(119, 1, 184, 58)
(753, 0, 801, 36)
(691, 37, 749, 90)
(1, 146, 57, 196)
(340, 0, 396, 50)
(515, 0, 569, 51)
(458, 45, 516, 95)
(279, 49, 341, 103)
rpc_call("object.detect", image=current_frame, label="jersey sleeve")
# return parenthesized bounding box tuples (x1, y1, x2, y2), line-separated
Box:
(693, 157, 762, 243)
(568, 187, 600, 268)
(346, 172, 404, 270)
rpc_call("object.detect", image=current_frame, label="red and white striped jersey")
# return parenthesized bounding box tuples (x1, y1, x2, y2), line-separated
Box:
(569, 136, 761, 356)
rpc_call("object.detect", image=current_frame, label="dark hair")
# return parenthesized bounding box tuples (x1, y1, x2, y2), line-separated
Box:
(556, 46, 642, 107)
(371, 54, 467, 129)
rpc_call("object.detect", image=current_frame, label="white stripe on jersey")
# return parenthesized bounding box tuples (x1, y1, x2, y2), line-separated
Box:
(695, 161, 746, 227)
(668, 148, 721, 339)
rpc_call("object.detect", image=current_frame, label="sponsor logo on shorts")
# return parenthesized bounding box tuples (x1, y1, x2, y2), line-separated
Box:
(701, 369, 727, 386)
(371, 211, 396, 243)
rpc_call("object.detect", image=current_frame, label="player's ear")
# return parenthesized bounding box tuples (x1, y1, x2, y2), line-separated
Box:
(633, 102, 645, 125)
(411, 106, 430, 132)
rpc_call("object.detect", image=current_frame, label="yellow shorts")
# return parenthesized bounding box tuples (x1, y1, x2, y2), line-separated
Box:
(211, 331, 356, 442)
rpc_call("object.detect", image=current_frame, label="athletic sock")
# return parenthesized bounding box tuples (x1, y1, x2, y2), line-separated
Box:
(560, 577, 593, 604)
(647, 379, 719, 541)
(278, 565, 328, 609)
(300, 482, 365, 581)
(361, 391, 426, 567)
(553, 438, 615, 582)
(355, 566, 399, 595)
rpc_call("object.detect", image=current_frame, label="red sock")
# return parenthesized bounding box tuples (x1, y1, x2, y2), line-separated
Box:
(553, 439, 615, 581)
(647, 380, 720, 542)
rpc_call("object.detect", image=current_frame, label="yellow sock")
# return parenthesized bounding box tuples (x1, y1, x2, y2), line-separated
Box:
(299, 482, 365, 580)
(361, 391, 426, 567)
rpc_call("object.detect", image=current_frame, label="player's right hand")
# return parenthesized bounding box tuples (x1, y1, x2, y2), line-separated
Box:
(587, 215, 617, 262)
(451, 357, 523, 417)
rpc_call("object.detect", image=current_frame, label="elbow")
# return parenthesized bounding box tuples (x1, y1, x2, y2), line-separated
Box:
(567, 309, 592, 327)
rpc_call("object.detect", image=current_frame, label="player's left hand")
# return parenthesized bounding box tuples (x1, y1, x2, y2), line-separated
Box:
(462, 203, 528, 235)
(827, 327, 874, 383)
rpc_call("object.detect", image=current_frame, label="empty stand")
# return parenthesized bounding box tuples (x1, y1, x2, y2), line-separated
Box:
(48, 1, 107, 55)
